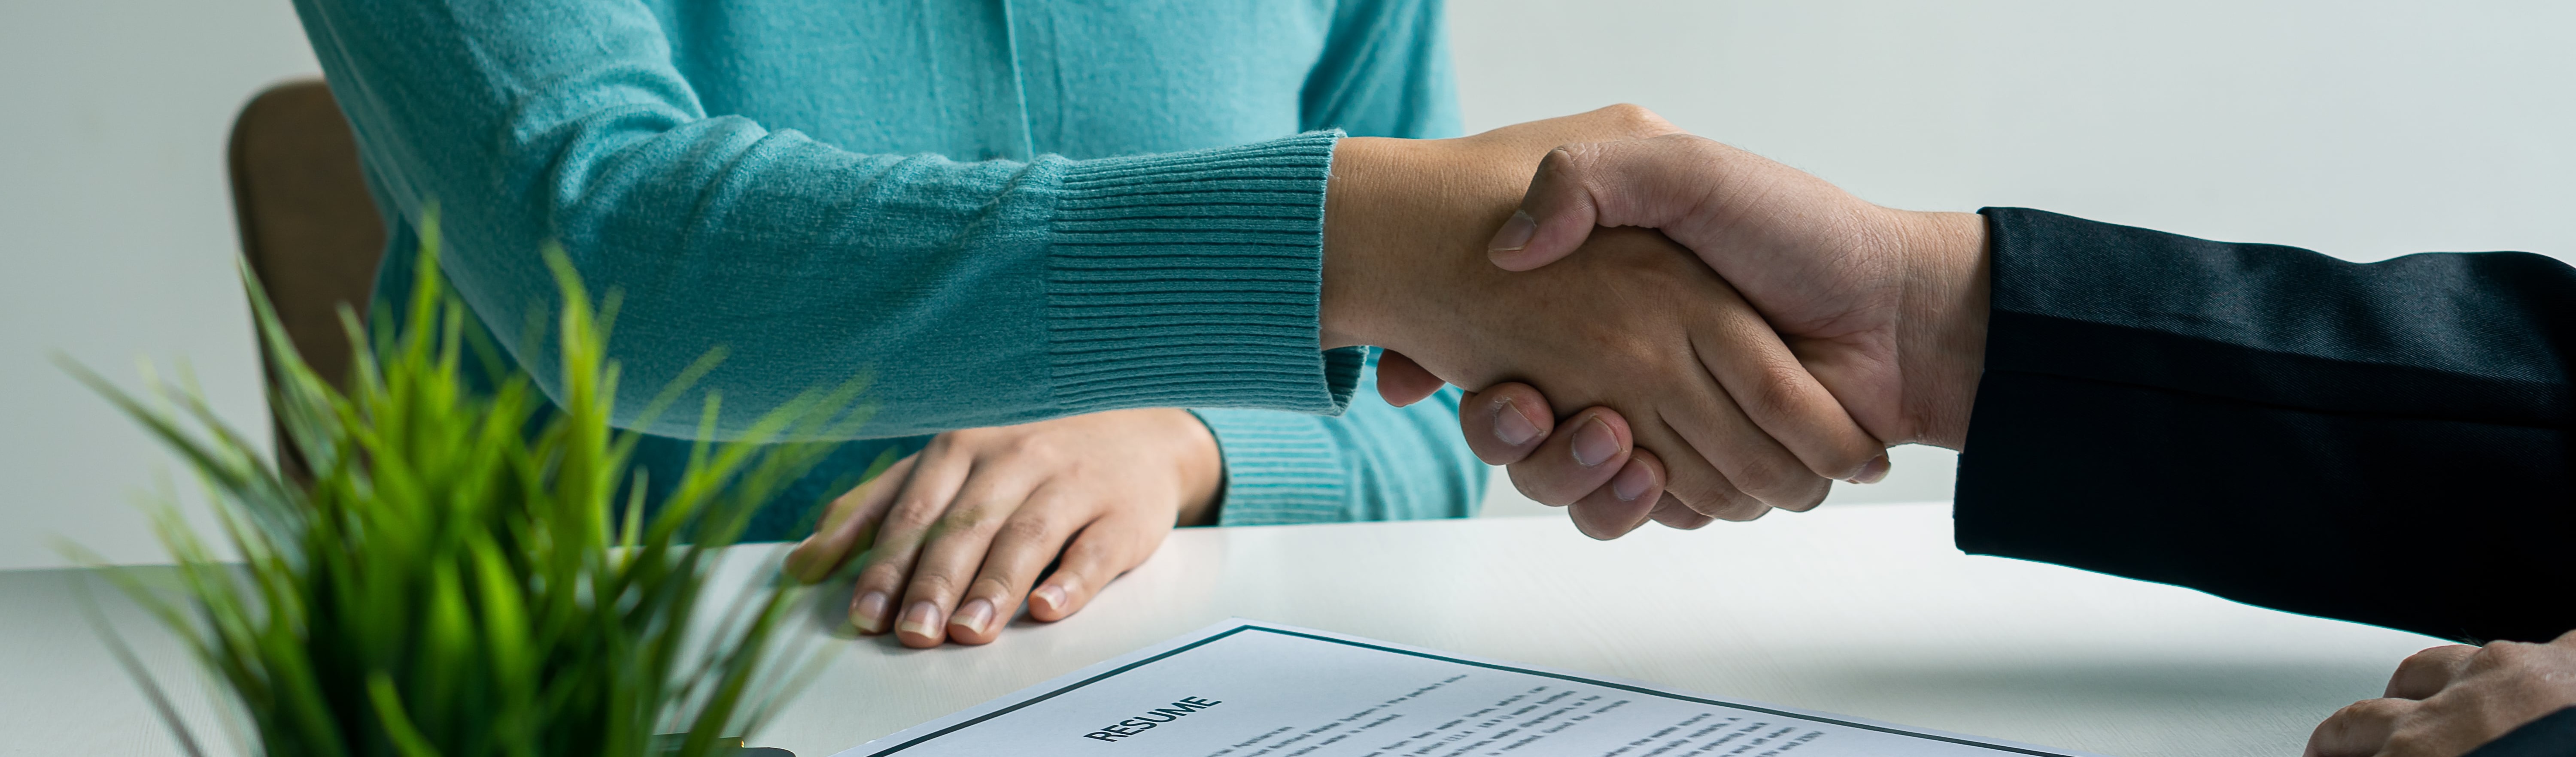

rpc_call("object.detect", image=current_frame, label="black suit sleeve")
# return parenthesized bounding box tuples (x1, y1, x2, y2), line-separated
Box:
(2466, 707, 2576, 757)
(1954, 207, 2576, 643)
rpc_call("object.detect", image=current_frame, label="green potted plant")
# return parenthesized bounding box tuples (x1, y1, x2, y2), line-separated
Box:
(67, 218, 878, 757)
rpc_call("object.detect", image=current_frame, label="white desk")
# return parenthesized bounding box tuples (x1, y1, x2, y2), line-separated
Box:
(0, 503, 2442, 757)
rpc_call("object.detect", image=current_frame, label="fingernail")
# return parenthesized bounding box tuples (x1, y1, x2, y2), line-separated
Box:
(784, 540, 814, 580)
(1849, 454, 1891, 485)
(1611, 462, 1655, 502)
(1571, 416, 1619, 467)
(851, 591, 890, 634)
(896, 600, 942, 639)
(1493, 399, 1541, 446)
(950, 598, 997, 636)
(1033, 582, 1069, 613)
(1488, 210, 1537, 252)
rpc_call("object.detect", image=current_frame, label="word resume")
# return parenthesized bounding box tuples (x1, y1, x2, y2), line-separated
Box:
(832, 620, 2097, 757)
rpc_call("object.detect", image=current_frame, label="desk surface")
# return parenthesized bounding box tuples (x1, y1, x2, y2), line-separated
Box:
(0, 503, 2441, 757)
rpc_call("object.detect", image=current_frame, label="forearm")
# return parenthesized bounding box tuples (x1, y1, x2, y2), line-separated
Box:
(303, 0, 1364, 439)
(1973, 208, 2576, 425)
(1318, 136, 1528, 351)
(1957, 371, 2576, 642)
(1944, 208, 2576, 642)
(1316, 106, 1683, 360)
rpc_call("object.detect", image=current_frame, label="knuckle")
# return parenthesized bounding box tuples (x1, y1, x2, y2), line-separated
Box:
(887, 498, 948, 529)
(989, 433, 1043, 458)
(1733, 454, 1823, 504)
(2470, 642, 2532, 672)
(1776, 481, 1831, 512)
(1660, 476, 1726, 513)
(1598, 103, 1658, 134)
(969, 575, 1017, 598)
(2399, 645, 2471, 674)
(2345, 697, 2411, 721)
(924, 433, 966, 455)
(905, 572, 960, 599)
(855, 559, 911, 588)
(1745, 359, 1819, 424)
(1537, 145, 1583, 176)
(1688, 343, 1861, 480)
(994, 515, 1056, 546)
(1668, 478, 1763, 521)
(1713, 500, 1772, 522)
(2400, 647, 2447, 668)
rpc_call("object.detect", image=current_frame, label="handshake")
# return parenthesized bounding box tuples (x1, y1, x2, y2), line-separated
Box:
(797, 104, 2576, 756)
(1319, 105, 1990, 539)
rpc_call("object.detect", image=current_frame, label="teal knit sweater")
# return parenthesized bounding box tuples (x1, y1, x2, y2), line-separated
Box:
(291, 0, 1486, 530)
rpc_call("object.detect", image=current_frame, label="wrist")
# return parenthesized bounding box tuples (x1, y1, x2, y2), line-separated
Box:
(1320, 137, 1458, 350)
(1890, 210, 1991, 450)
(1319, 137, 1546, 353)
(1319, 137, 1401, 349)
(1164, 408, 1226, 527)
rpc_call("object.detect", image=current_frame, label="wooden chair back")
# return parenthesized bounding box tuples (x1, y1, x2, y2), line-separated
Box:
(225, 79, 387, 478)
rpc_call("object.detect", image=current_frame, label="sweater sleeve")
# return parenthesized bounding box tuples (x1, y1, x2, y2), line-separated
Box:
(289, 0, 1359, 440)
(1196, 351, 1486, 525)
(1185, 0, 1483, 524)
(1955, 207, 2576, 643)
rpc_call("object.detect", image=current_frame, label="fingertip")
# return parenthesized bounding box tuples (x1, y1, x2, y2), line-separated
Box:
(1567, 482, 1656, 540)
(1648, 495, 1716, 530)
(1029, 578, 1078, 622)
(893, 600, 945, 648)
(1505, 406, 1637, 506)
(945, 597, 1003, 645)
(1375, 350, 1445, 408)
(1847, 453, 1891, 484)
(849, 590, 890, 635)
(1461, 385, 1555, 465)
(1610, 451, 1664, 505)
(783, 539, 820, 584)
(1567, 410, 1631, 469)
(1486, 209, 1537, 254)
(1495, 397, 1546, 447)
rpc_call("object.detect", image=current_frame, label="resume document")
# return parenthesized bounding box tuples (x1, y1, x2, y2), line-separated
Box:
(832, 620, 2097, 757)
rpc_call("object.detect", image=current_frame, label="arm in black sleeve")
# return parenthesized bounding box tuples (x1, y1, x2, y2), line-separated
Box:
(2465, 707, 2576, 757)
(1954, 207, 2576, 643)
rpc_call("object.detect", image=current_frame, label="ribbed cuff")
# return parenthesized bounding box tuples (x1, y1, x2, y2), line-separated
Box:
(1190, 408, 1354, 526)
(1045, 131, 1361, 416)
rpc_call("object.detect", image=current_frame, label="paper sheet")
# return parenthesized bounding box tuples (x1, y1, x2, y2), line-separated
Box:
(832, 620, 2099, 757)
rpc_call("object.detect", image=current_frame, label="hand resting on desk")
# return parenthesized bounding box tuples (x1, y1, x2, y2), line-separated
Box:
(785, 409, 1222, 648)
(2308, 631, 2576, 757)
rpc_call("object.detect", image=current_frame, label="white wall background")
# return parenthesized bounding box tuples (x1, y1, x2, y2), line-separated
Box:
(3, 1, 2572, 567)
(0, 1, 318, 570)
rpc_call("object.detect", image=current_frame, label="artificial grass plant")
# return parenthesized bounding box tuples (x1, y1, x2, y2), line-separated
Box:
(64, 215, 883, 757)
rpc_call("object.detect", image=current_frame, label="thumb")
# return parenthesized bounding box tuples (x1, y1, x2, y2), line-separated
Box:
(1485, 134, 1724, 272)
(1485, 146, 1603, 272)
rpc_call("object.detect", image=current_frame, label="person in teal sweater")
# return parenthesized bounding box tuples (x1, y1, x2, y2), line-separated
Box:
(290, 0, 1884, 648)
(295, 0, 1492, 648)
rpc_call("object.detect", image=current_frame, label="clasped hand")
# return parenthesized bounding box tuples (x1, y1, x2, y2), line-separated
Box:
(1349, 124, 1989, 536)
(1378, 121, 2576, 757)
(1322, 112, 1934, 537)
